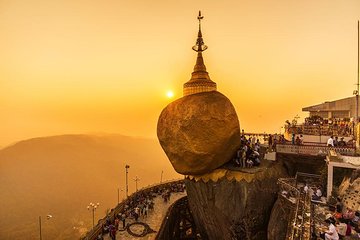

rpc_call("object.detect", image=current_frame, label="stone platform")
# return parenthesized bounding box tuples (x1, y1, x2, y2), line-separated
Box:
(103, 192, 186, 240)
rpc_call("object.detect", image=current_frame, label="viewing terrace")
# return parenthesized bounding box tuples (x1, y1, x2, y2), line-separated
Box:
(244, 132, 355, 158)
(82, 179, 185, 240)
(276, 144, 355, 157)
(286, 123, 353, 138)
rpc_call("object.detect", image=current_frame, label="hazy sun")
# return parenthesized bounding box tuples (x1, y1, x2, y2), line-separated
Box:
(166, 90, 174, 98)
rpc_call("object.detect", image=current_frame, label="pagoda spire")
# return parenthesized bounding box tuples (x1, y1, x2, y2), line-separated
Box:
(192, 11, 208, 53)
(183, 11, 217, 96)
(191, 11, 208, 75)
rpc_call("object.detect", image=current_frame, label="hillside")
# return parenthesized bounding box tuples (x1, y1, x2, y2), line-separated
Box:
(0, 134, 180, 240)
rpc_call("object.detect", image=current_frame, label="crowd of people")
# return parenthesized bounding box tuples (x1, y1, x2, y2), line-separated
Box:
(233, 135, 262, 168)
(267, 134, 287, 151)
(290, 134, 304, 145)
(317, 203, 360, 240)
(100, 191, 155, 240)
(98, 182, 185, 240)
(276, 133, 354, 148)
(309, 185, 323, 202)
(284, 180, 360, 240)
(300, 179, 360, 239)
(288, 116, 354, 138)
(326, 135, 355, 148)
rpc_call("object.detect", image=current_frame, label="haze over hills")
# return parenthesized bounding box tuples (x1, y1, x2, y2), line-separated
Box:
(0, 134, 180, 240)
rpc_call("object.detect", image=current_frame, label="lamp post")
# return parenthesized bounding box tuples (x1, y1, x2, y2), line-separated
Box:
(160, 170, 163, 183)
(355, 20, 359, 137)
(117, 188, 123, 204)
(39, 216, 41, 240)
(133, 176, 140, 192)
(125, 165, 130, 197)
(87, 202, 100, 228)
(39, 214, 52, 240)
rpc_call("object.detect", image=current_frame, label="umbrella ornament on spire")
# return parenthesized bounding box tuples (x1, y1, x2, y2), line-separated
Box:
(192, 11, 208, 52)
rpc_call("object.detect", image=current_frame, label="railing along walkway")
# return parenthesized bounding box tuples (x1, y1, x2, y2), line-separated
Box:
(276, 144, 355, 156)
(278, 178, 311, 240)
(278, 178, 300, 240)
(156, 196, 199, 240)
(290, 191, 311, 240)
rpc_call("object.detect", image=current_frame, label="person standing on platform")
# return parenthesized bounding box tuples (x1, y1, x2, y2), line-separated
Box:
(114, 217, 119, 230)
(251, 136, 256, 148)
(304, 183, 309, 194)
(268, 135, 273, 151)
(327, 136, 334, 147)
(121, 213, 126, 229)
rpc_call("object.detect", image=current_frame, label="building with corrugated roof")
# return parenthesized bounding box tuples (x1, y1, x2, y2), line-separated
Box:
(302, 96, 359, 120)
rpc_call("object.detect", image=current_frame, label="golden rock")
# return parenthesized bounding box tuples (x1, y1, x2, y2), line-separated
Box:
(157, 91, 241, 175)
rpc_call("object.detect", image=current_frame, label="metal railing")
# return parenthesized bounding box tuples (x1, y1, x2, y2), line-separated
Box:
(155, 196, 199, 240)
(278, 178, 300, 203)
(276, 144, 355, 156)
(278, 178, 312, 240)
(290, 191, 312, 240)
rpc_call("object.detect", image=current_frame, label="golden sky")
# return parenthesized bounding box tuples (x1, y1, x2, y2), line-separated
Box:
(0, 0, 359, 146)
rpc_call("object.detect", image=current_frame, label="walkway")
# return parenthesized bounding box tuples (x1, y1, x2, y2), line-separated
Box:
(103, 192, 186, 240)
(290, 191, 311, 240)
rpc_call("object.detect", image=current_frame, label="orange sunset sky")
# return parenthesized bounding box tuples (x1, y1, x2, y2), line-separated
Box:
(0, 0, 359, 147)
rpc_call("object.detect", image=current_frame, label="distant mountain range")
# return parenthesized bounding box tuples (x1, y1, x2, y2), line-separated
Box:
(0, 134, 180, 240)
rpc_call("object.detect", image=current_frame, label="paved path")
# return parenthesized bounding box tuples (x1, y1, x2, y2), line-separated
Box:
(103, 192, 186, 240)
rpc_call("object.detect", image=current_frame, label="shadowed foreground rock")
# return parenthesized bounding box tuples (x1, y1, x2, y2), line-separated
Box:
(185, 161, 288, 240)
(157, 91, 241, 175)
(267, 196, 292, 240)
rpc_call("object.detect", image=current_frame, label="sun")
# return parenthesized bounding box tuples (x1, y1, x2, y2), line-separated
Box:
(166, 90, 174, 98)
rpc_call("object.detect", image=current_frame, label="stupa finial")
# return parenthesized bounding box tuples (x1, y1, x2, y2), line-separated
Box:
(192, 11, 208, 52)
(198, 11, 203, 29)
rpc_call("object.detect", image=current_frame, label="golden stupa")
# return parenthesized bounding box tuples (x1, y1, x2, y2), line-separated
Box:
(183, 11, 217, 96)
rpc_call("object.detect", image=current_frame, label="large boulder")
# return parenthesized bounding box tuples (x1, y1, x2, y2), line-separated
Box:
(157, 91, 241, 175)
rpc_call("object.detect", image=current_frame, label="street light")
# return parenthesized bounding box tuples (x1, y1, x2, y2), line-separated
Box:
(117, 188, 123, 204)
(87, 202, 100, 228)
(133, 176, 140, 192)
(39, 214, 53, 240)
(125, 165, 130, 197)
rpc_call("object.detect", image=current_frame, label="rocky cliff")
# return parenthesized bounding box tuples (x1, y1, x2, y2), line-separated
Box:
(267, 196, 292, 240)
(185, 160, 288, 240)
